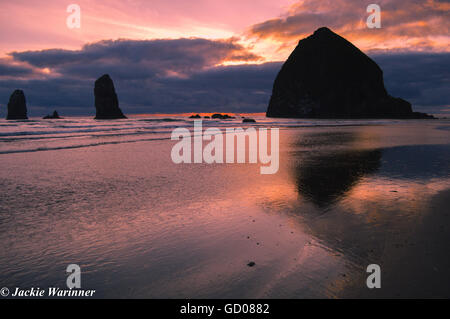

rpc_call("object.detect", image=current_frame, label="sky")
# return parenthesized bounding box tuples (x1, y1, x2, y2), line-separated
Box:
(0, 0, 449, 116)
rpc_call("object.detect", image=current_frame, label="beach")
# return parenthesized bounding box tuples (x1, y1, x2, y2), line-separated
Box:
(0, 116, 449, 298)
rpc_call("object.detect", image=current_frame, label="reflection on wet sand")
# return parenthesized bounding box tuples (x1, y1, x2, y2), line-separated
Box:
(295, 148, 382, 207)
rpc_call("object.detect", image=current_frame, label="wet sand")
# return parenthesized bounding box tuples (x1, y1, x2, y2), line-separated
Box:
(342, 188, 450, 298)
(0, 119, 449, 298)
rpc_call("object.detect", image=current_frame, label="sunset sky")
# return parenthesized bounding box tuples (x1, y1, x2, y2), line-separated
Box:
(0, 0, 449, 116)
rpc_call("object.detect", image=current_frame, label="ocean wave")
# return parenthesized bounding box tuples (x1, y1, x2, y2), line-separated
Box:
(0, 118, 398, 140)
(0, 117, 416, 155)
(0, 136, 170, 154)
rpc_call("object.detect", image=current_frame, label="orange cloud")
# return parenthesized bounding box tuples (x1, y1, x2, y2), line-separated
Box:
(247, 0, 450, 58)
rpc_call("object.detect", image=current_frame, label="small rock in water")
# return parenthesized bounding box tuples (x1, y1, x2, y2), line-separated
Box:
(43, 110, 62, 119)
(211, 113, 235, 119)
(247, 262, 256, 267)
(242, 118, 256, 123)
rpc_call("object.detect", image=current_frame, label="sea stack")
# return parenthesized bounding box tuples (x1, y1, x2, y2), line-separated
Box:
(267, 27, 433, 119)
(94, 74, 127, 119)
(6, 89, 28, 120)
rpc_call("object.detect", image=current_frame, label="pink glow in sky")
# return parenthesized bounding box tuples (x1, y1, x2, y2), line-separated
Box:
(0, 0, 448, 62)
(0, 0, 293, 56)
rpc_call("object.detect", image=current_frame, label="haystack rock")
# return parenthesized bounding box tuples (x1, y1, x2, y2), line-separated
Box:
(266, 27, 433, 119)
(6, 89, 28, 120)
(94, 74, 127, 119)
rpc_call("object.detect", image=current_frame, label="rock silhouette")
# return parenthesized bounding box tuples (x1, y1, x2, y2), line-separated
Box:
(267, 27, 433, 119)
(43, 110, 61, 119)
(211, 113, 235, 119)
(6, 90, 28, 120)
(94, 74, 127, 119)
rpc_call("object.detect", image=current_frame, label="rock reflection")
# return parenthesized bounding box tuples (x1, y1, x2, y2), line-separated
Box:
(295, 148, 382, 207)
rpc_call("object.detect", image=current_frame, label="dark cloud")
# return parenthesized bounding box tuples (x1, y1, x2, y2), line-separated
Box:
(0, 38, 448, 117)
(138, 62, 281, 113)
(10, 38, 262, 79)
(371, 53, 450, 114)
(0, 59, 35, 77)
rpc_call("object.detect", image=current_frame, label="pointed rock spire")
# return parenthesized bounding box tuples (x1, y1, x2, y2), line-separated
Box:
(94, 74, 127, 119)
(6, 89, 28, 120)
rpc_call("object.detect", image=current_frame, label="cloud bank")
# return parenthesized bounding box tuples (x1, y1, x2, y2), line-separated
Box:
(0, 37, 448, 116)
